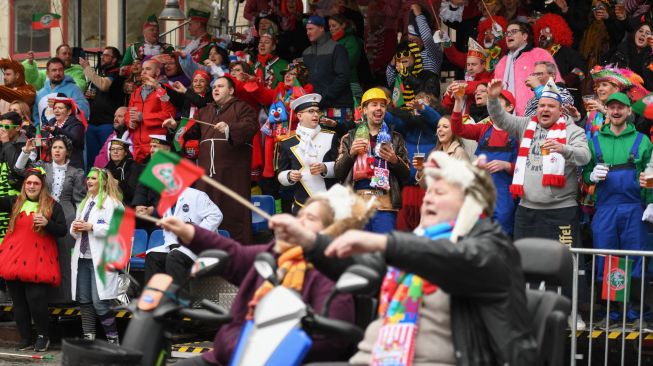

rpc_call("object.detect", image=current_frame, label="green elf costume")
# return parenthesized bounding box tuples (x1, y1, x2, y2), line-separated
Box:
(120, 15, 173, 71)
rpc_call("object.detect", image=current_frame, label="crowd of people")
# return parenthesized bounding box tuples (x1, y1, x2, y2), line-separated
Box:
(0, 0, 651, 362)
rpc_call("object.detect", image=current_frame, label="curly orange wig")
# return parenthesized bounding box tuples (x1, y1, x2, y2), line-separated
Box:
(477, 16, 508, 50)
(533, 13, 573, 48)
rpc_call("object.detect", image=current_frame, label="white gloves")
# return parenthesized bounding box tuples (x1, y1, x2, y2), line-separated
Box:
(643, 204, 653, 223)
(589, 164, 609, 183)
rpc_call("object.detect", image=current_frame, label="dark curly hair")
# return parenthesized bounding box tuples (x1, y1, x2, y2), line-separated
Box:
(49, 134, 73, 159)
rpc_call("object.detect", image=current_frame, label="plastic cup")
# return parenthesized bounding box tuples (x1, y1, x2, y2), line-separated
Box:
(540, 141, 550, 156)
(646, 172, 653, 188)
(582, 95, 596, 110)
(454, 82, 467, 98)
(413, 153, 425, 170)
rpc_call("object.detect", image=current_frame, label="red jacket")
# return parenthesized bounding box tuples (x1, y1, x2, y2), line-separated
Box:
(442, 70, 493, 113)
(127, 86, 176, 163)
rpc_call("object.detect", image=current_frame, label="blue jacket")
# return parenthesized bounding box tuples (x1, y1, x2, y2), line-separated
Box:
(384, 105, 440, 183)
(32, 75, 90, 125)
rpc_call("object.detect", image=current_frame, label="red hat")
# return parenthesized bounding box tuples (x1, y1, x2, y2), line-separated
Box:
(193, 69, 211, 83)
(500, 90, 516, 107)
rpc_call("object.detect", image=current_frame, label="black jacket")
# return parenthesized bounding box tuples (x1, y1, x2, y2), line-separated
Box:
(105, 157, 143, 205)
(48, 116, 85, 169)
(168, 89, 212, 119)
(302, 34, 353, 109)
(0, 139, 25, 193)
(306, 219, 538, 366)
(89, 66, 124, 125)
(604, 38, 653, 91)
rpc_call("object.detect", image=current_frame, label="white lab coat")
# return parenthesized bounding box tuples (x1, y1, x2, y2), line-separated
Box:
(147, 188, 222, 261)
(70, 196, 123, 301)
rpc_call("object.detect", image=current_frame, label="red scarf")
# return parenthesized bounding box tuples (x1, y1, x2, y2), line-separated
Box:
(331, 29, 345, 41)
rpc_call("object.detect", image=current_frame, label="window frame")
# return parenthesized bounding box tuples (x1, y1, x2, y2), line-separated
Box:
(9, 0, 69, 60)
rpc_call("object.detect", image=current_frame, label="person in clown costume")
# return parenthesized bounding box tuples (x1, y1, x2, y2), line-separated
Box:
(533, 13, 587, 113)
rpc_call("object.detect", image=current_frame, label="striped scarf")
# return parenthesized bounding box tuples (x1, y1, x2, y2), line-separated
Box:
(510, 116, 567, 198)
(370, 222, 453, 366)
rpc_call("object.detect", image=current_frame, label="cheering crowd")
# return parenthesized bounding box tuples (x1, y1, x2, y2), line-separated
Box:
(0, 0, 652, 363)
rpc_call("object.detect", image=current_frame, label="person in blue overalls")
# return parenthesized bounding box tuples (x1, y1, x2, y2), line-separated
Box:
(450, 83, 518, 235)
(584, 92, 653, 328)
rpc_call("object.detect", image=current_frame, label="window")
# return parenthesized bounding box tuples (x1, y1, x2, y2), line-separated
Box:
(66, 0, 108, 50)
(11, 0, 57, 57)
(125, 0, 170, 46)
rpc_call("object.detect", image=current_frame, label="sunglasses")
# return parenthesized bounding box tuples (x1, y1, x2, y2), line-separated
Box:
(0, 124, 18, 130)
(396, 50, 411, 59)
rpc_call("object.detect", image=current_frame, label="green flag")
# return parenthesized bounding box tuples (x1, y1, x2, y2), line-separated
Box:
(97, 206, 135, 284)
(602, 255, 633, 302)
(392, 76, 405, 108)
(173, 118, 196, 151)
(32, 13, 61, 30)
(138, 150, 205, 215)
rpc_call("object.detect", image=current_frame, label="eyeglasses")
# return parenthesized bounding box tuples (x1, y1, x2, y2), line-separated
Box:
(109, 147, 125, 152)
(0, 124, 18, 130)
(302, 108, 322, 115)
(505, 29, 522, 36)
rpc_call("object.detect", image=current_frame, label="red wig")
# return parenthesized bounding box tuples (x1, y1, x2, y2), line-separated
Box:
(476, 16, 508, 50)
(533, 13, 573, 48)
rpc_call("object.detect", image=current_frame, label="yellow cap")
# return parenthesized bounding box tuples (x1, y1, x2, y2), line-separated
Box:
(361, 88, 388, 106)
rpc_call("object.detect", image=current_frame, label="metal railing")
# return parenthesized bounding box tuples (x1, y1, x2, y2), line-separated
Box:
(568, 248, 653, 366)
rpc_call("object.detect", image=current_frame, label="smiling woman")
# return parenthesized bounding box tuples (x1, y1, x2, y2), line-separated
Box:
(0, 167, 67, 352)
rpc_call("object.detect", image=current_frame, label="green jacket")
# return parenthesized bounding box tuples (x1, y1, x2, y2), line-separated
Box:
(583, 122, 653, 203)
(22, 61, 86, 91)
(120, 41, 174, 67)
(253, 56, 288, 87)
(335, 27, 363, 83)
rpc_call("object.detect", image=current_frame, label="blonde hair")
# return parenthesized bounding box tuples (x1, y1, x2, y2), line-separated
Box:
(80, 168, 123, 211)
(9, 100, 31, 124)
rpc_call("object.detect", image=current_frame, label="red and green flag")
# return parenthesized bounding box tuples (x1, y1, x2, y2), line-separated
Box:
(602, 255, 633, 302)
(392, 76, 405, 108)
(97, 206, 135, 284)
(173, 118, 196, 151)
(32, 13, 61, 30)
(138, 150, 205, 215)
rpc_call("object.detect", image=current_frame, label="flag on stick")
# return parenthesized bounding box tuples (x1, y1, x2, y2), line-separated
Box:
(97, 206, 135, 284)
(173, 118, 196, 151)
(139, 150, 204, 215)
(602, 255, 633, 302)
(32, 13, 61, 30)
(392, 76, 405, 108)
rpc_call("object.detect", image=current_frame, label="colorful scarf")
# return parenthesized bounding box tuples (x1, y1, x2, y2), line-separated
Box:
(585, 110, 605, 140)
(246, 246, 309, 319)
(510, 116, 567, 198)
(371, 222, 453, 366)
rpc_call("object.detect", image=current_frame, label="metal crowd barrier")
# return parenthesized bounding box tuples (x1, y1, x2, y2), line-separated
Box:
(569, 248, 653, 366)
